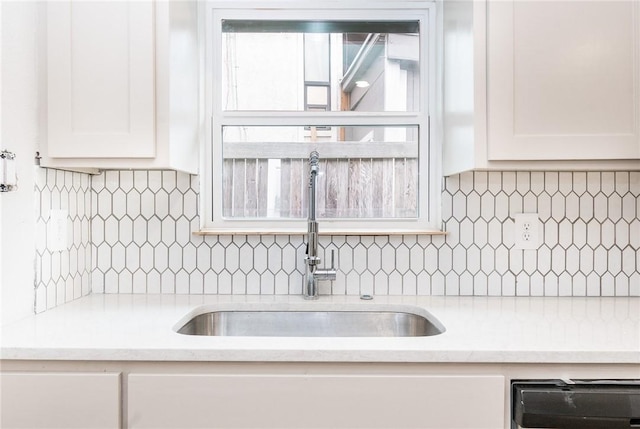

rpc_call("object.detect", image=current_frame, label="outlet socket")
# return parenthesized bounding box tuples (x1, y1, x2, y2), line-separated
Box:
(514, 213, 539, 250)
(47, 209, 68, 252)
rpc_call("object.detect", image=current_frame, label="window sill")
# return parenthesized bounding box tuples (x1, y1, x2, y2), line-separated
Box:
(193, 228, 447, 236)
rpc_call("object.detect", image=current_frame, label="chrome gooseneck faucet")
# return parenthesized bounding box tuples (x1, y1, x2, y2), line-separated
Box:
(303, 151, 336, 300)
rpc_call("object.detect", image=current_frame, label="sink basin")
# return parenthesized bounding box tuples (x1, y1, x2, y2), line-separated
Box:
(175, 309, 444, 337)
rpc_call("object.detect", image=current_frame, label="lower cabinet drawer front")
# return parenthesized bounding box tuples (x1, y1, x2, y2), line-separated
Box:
(0, 372, 121, 429)
(128, 374, 504, 429)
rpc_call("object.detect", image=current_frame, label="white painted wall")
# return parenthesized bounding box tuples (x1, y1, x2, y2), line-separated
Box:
(0, 0, 3, 323)
(1, 1, 40, 325)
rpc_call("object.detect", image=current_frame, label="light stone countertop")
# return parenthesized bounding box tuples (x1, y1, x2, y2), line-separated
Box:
(1, 294, 638, 363)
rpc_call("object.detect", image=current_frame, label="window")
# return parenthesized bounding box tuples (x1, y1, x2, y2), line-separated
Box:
(202, 2, 440, 234)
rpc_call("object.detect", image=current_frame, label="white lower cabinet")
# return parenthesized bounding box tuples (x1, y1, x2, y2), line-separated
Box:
(0, 372, 121, 429)
(2, 361, 636, 429)
(127, 373, 504, 429)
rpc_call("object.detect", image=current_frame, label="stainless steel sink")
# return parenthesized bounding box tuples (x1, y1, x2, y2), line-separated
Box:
(176, 309, 444, 337)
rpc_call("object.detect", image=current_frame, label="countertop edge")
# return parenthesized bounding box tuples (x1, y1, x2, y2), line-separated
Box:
(2, 348, 639, 364)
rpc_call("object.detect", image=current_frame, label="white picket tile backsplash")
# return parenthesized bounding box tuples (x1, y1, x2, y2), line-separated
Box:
(34, 168, 92, 312)
(34, 169, 639, 312)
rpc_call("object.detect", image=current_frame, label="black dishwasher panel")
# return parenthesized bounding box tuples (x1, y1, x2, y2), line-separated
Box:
(512, 380, 640, 429)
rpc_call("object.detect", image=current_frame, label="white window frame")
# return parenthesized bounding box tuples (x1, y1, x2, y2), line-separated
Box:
(201, 0, 441, 235)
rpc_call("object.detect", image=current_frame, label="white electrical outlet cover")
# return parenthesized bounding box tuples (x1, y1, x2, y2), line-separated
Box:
(47, 209, 68, 252)
(513, 213, 539, 250)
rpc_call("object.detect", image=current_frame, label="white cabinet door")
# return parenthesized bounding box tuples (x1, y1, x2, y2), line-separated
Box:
(487, 0, 640, 161)
(0, 372, 121, 428)
(47, 1, 155, 158)
(128, 373, 504, 428)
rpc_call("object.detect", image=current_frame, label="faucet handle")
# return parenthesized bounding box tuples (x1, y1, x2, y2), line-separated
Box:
(314, 249, 337, 282)
(329, 249, 338, 271)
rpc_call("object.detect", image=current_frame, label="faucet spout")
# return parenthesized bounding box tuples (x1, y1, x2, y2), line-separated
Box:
(303, 151, 336, 300)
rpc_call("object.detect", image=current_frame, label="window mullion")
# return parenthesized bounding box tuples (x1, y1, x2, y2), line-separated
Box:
(218, 112, 427, 127)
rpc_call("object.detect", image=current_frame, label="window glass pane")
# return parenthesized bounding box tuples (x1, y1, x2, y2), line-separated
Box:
(221, 20, 420, 112)
(306, 85, 329, 106)
(304, 34, 330, 82)
(222, 33, 301, 111)
(221, 125, 419, 219)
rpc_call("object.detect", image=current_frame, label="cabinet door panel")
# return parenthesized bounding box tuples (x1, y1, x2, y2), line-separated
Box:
(128, 373, 504, 429)
(0, 372, 121, 428)
(488, 0, 640, 160)
(47, 1, 155, 158)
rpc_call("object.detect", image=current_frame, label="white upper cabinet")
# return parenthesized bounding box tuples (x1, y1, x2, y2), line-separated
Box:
(488, 0, 640, 160)
(43, 1, 199, 173)
(444, 0, 640, 174)
(47, 2, 155, 159)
